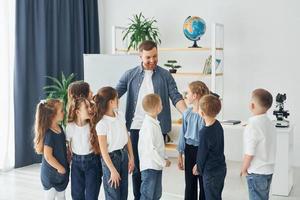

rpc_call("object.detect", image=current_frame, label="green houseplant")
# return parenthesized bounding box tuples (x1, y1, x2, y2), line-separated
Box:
(122, 12, 161, 51)
(43, 72, 76, 126)
(164, 60, 182, 73)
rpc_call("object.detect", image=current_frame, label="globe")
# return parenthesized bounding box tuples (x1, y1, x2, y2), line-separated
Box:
(183, 16, 206, 48)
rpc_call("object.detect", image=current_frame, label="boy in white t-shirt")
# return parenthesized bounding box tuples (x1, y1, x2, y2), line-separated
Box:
(240, 88, 277, 200)
(138, 94, 171, 200)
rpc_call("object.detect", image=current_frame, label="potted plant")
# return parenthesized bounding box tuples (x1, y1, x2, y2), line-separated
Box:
(164, 60, 182, 73)
(43, 72, 76, 127)
(122, 12, 161, 51)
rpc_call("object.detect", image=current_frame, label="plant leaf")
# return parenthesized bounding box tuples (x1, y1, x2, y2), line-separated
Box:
(45, 76, 63, 89)
(123, 12, 161, 50)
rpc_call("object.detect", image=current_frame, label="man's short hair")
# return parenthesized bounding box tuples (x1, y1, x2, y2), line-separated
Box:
(139, 40, 157, 52)
(252, 88, 273, 110)
(189, 81, 209, 98)
(142, 93, 161, 113)
(199, 94, 222, 118)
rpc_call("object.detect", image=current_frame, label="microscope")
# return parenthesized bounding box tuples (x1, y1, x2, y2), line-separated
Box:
(273, 93, 290, 128)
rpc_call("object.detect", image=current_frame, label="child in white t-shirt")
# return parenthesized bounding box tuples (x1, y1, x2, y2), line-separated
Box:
(93, 86, 134, 200)
(240, 88, 277, 200)
(66, 97, 101, 199)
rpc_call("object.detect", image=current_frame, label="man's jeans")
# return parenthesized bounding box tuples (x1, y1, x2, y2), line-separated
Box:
(246, 173, 273, 200)
(130, 129, 141, 200)
(101, 148, 129, 200)
(140, 169, 162, 200)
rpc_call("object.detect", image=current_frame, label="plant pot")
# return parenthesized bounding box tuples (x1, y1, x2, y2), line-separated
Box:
(169, 69, 177, 73)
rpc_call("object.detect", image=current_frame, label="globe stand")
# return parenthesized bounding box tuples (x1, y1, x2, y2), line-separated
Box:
(189, 40, 201, 48)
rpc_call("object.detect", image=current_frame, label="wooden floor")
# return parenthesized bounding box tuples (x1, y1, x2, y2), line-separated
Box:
(1, 159, 300, 200)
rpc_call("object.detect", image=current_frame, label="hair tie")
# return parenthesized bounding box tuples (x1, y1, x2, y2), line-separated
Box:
(40, 99, 47, 105)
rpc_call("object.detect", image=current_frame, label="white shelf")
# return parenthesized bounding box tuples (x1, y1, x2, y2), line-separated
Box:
(114, 47, 224, 54)
(171, 72, 223, 77)
(165, 143, 177, 151)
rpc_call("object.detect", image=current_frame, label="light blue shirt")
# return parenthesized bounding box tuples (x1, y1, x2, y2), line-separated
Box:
(177, 107, 205, 154)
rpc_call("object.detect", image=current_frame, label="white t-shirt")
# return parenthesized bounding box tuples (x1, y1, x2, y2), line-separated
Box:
(96, 111, 128, 153)
(130, 70, 154, 129)
(66, 122, 93, 155)
(138, 114, 166, 171)
(243, 114, 277, 175)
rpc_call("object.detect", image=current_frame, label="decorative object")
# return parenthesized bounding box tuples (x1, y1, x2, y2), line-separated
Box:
(164, 60, 182, 73)
(202, 55, 221, 74)
(43, 72, 76, 126)
(182, 91, 188, 99)
(273, 93, 290, 127)
(122, 12, 161, 51)
(183, 16, 206, 48)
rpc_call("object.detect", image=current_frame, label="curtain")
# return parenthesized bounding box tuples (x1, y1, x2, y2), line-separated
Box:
(14, 0, 100, 168)
(0, 0, 16, 171)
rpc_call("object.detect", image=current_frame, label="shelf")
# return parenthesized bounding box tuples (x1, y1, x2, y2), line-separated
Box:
(172, 72, 223, 77)
(159, 47, 224, 52)
(172, 120, 182, 125)
(165, 143, 177, 151)
(115, 47, 224, 54)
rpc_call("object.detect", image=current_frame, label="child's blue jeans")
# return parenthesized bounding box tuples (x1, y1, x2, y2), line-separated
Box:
(203, 167, 226, 200)
(140, 169, 162, 200)
(246, 173, 273, 200)
(101, 148, 128, 200)
(71, 153, 102, 200)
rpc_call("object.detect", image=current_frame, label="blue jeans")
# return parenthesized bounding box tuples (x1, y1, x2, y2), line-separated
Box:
(71, 153, 102, 200)
(140, 169, 162, 200)
(41, 159, 69, 192)
(246, 173, 273, 200)
(101, 148, 129, 200)
(203, 168, 226, 200)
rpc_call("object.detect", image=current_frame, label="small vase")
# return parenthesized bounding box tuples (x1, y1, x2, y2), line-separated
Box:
(169, 69, 177, 73)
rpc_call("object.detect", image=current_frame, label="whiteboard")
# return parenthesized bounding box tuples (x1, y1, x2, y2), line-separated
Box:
(83, 54, 140, 111)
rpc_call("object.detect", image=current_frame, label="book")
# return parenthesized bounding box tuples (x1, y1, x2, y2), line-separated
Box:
(221, 120, 241, 125)
(202, 55, 221, 74)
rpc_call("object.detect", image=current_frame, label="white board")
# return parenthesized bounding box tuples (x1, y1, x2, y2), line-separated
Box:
(83, 54, 139, 111)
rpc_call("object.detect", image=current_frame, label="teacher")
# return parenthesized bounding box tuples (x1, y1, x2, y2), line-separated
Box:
(116, 40, 187, 199)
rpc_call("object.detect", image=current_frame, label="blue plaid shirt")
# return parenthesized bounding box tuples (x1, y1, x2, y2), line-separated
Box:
(116, 65, 183, 134)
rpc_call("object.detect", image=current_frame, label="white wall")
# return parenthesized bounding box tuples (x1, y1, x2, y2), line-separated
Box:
(99, 0, 300, 166)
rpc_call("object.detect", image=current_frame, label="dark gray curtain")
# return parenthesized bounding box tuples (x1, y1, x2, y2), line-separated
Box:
(14, 0, 100, 168)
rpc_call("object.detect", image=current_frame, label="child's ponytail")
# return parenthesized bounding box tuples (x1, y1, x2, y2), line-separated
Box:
(90, 87, 118, 154)
(33, 99, 62, 154)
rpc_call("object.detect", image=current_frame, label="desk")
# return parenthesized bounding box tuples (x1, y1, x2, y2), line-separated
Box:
(272, 126, 294, 196)
(222, 123, 245, 161)
(170, 122, 247, 161)
(223, 124, 294, 196)
(170, 123, 294, 196)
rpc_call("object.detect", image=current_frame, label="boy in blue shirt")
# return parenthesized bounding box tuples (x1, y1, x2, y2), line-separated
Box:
(177, 81, 209, 200)
(193, 94, 227, 200)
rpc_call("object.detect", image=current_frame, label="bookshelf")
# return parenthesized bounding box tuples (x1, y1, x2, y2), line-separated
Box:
(112, 23, 224, 152)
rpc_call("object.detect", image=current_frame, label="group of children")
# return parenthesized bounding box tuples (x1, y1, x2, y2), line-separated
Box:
(177, 82, 276, 200)
(33, 79, 276, 200)
(177, 81, 226, 200)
